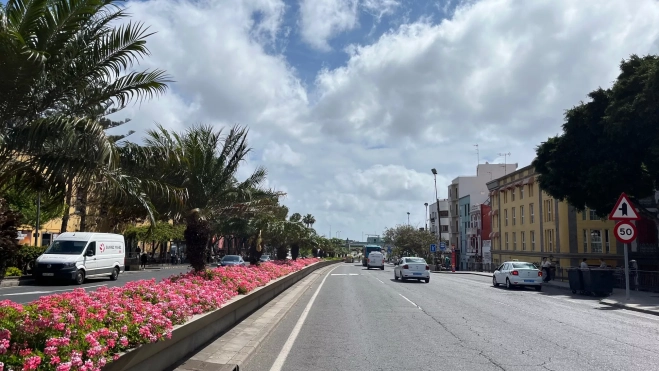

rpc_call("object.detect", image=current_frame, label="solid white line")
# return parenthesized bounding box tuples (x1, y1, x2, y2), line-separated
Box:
(269, 265, 339, 371)
(1, 284, 108, 296)
(399, 293, 422, 310)
(375, 278, 384, 283)
(330, 273, 347, 276)
(349, 273, 359, 276)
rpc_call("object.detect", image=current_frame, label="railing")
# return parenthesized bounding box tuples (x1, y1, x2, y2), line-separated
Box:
(466, 262, 496, 273)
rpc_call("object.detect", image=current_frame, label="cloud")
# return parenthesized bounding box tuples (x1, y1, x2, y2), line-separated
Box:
(119, 0, 659, 240)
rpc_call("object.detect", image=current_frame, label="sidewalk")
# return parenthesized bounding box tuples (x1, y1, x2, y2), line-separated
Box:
(433, 270, 659, 316)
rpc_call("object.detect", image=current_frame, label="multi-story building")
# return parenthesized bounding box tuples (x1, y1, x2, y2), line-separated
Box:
(486, 163, 621, 270)
(448, 162, 518, 267)
(458, 195, 470, 269)
(428, 199, 450, 242)
(467, 203, 492, 270)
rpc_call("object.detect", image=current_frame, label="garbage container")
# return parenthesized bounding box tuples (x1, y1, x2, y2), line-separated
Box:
(567, 268, 584, 294)
(582, 268, 614, 296)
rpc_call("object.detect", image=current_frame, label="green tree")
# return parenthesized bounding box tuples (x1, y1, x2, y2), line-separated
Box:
(0, 198, 21, 278)
(383, 224, 436, 259)
(533, 55, 659, 217)
(302, 213, 315, 228)
(1, 182, 65, 228)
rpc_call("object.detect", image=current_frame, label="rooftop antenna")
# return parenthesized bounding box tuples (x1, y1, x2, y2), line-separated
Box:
(498, 152, 511, 175)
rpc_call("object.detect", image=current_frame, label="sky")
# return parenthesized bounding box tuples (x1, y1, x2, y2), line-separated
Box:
(107, 0, 659, 241)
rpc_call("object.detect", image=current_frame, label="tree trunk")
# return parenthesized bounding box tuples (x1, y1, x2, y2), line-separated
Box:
(291, 243, 300, 261)
(60, 178, 74, 233)
(184, 213, 210, 272)
(78, 187, 88, 231)
(276, 246, 288, 260)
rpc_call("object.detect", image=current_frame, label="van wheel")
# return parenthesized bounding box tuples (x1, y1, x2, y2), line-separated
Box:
(380, 266, 384, 270)
(109, 267, 119, 281)
(74, 270, 85, 285)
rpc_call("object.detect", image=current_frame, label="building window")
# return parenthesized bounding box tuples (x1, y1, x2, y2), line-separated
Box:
(583, 229, 588, 253)
(505, 232, 509, 250)
(544, 200, 553, 222)
(605, 229, 610, 253)
(530, 231, 535, 251)
(520, 205, 525, 225)
(521, 231, 526, 251)
(591, 230, 602, 253)
(589, 209, 598, 221)
(530, 203, 534, 223)
(442, 225, 449, 232)
(513, 232, 517, 250)
(440, 210, 449, 217)
(512, 207, 516, 225)
(528, 183, 534, 197)
(545, 229, 554, 252)
(512, 188, 515, 201)
(582, 209, 587, 220)
(503, 191, 507, 203)
(504, 209, 508, 226)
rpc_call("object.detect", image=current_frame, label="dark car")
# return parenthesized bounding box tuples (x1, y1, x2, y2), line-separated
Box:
(220, 255, 246, 267)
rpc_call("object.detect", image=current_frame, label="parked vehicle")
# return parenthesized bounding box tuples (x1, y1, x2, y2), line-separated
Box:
(34, 232, 125, 285)
(366, 251, 385, 270)
(259, 254, 271, 262)
(362, 245, 382, 266)
(221, 255, 246, 267)
(394, 257, 430, 283)
(492, 261, 543, 290)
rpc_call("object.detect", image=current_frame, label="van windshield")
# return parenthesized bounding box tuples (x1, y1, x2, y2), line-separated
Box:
(44, 241, 88, 255)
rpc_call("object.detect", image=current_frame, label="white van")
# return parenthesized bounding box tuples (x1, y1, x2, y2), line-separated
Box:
(34, 232, 126, 285)
(366, 251, 385, 270)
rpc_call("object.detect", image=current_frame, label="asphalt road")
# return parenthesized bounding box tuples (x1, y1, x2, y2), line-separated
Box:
(243, 263, 659, 371)
(0, 266, 191, 304)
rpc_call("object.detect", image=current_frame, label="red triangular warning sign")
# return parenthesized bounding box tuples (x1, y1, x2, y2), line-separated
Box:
(608, 192, 640, 221)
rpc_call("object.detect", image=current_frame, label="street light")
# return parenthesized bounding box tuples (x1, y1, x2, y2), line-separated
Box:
(407, 212, 410, 225)
(424, 203, 428, 231)
(431, 168, 441, 270)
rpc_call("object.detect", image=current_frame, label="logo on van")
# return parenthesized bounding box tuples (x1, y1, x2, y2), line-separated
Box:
(99, 243, 106, 253)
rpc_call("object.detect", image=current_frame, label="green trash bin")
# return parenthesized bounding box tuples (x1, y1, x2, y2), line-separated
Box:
(567, 268, 584, 294)
(582, 268, 614, 296)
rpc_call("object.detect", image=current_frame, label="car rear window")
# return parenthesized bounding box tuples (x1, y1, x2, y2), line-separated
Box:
(406, 258, 426, 263)
(512, 262, 537, 269)
(223, 256, 239, 261)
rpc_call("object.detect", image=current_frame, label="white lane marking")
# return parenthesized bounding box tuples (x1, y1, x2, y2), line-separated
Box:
(331, 273, 347, 276)
(269, 265, 339, 371)
(399, 293, 422, 310)
(1, 284, 108, 296)
(349, 273, 359, 276)
(375, 278, 384, 283)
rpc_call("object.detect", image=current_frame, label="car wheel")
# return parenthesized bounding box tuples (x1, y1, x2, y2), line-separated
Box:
(535, 285, 542, 291)
(506, 278, 512, 289)
(424, 278, 430, 283)
(380, 266, 384, 270)
(109, 267, 119, 281)
(492, 276, 499, 287)
(394, 271, 398, 280)
(74, 270, 85, 285)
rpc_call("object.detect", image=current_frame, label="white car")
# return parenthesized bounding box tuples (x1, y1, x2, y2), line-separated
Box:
(366, 251, 385, 270)
(394, 257, 430, 283)
(492, 261, 543, 290)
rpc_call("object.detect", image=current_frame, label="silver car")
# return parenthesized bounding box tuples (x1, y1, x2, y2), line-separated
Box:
(220, 255, 246, 267)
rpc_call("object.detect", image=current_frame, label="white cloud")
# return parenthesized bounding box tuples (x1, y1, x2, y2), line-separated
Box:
(299, 0, 360, 51)
(119, 0, 659, 240)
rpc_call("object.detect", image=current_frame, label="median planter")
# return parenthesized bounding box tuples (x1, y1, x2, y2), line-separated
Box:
(0, 259, 336, 371)
(0, 275, 34, 287)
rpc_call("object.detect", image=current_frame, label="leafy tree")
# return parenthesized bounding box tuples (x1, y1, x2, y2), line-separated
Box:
(289, 213, 302, 222)
(383, 224, 436, 259)
(0, 198, 21, 278)
(534, 55, 659, 217)
(1, 182, 65, 228)
(302, 214, 315, 228)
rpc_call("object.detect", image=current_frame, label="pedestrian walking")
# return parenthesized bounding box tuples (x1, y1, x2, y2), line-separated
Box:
(541, 257, 551, 282)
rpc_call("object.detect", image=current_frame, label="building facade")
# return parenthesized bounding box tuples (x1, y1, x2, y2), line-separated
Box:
(448, 162, 518, 261)
(458, 195, 470, 270)
(486, 164, 622, 271)
(467, 203, 492, 270)
(429, 199, 450, 242)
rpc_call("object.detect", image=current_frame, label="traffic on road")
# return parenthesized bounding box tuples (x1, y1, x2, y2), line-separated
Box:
(243, 261, 659, 371)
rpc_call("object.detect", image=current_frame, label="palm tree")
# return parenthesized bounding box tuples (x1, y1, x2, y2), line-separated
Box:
(0, 0, 174, 225)
(289, 213, 302, 222)
(141, 124, 283, 271)
(302, 213, 316, 228)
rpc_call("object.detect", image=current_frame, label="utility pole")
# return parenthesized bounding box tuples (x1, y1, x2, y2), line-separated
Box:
(407, 212, 410, 225)
(34, 192, 41, 245)
(498, 152, 511, 175)
(424, 203, 428, 231)
(431, 168, 442, 270)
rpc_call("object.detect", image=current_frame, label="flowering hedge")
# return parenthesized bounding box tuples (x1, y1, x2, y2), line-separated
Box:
(0, 258, 319, 371)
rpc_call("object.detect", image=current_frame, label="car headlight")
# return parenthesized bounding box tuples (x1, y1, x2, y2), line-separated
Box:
(63, 262, 76, 267)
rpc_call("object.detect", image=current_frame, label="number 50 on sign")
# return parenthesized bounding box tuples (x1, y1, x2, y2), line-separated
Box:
(614, 221, 637, 243)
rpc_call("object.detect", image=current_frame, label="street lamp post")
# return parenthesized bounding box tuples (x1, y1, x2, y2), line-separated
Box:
(424, 203, 428, 231)
(407, 212, 410, 225)
(431, 168, 442, 270)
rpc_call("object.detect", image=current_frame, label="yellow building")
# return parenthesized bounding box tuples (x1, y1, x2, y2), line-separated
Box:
(486, 164, 621, 271)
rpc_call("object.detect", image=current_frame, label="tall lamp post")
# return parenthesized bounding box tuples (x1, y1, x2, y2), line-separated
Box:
(407, 212, 410, 225)
(424, 203, 428, 231)
(431, 168, 441, 270)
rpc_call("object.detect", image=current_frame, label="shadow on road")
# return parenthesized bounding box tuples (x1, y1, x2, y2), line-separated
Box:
(490, 281, 610, 303)
(388, 279, 425, 284)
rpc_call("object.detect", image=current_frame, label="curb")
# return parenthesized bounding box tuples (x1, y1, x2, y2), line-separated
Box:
(599, 298, 659, 316)
(0, 277, 35, 287)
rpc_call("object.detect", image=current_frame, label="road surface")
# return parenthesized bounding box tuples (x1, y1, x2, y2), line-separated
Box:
(0, 266, 191, 304)
(243, 263, 659, 371)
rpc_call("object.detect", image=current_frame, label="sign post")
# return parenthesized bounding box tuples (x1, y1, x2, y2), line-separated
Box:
(609, 193, 640, 301)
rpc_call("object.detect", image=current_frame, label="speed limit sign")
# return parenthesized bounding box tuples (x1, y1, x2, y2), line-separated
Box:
(614, 221, 637, 243)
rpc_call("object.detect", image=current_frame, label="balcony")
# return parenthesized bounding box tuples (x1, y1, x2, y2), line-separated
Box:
(467, 227, 479, 236)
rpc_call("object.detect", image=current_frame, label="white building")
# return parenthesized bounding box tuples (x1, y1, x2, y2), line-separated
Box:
(448, 162, 517, 270)
(428, 199, 450, 242)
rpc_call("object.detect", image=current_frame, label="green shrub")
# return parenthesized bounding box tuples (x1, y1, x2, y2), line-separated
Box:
(4, 266, 22, 277)
(9, 245, 47, 273)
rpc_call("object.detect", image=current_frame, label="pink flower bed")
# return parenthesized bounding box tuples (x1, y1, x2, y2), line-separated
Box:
(0, 258, 319, 371)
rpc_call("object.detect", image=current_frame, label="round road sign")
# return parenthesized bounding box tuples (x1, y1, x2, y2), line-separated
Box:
(614, 221, 637, 243)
